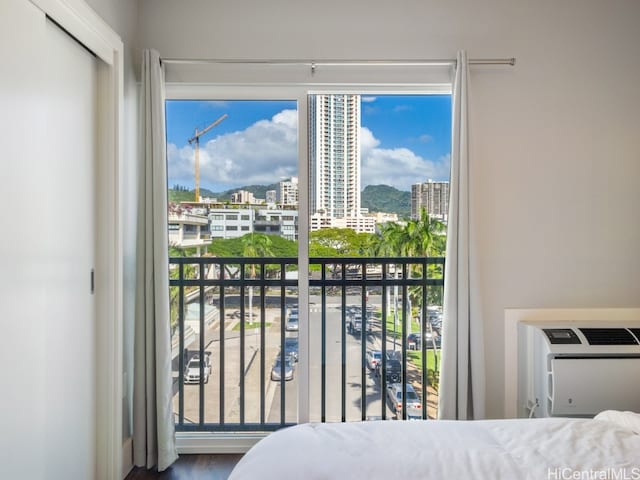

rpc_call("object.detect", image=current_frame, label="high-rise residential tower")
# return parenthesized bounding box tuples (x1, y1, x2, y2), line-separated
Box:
(277, 176, 299, 206)
(309, 94, 361, 218)
(411, 179, 450, 222)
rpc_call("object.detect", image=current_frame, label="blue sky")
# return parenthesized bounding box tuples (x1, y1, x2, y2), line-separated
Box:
(166, 95, 451, 193)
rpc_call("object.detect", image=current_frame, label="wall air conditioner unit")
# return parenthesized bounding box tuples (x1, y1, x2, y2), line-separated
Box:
(520, 321, 640, 418)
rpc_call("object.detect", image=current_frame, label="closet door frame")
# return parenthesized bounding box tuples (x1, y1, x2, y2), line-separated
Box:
(30, 1, 124, 478)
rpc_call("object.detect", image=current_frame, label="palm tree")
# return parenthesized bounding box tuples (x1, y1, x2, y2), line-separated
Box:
(404, 207, 446, 257)
(402, 208, 446, 316)
(240, 233, 274, 325)
(377, 221, 407, 255)
(376, 222, 406, 345)
(377, 210, 446, 338)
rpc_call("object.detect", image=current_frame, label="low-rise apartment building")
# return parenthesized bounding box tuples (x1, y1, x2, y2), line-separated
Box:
(168, 211, 212, 256)
(208, 205, 299, 241)
(309, 213, 377, 233)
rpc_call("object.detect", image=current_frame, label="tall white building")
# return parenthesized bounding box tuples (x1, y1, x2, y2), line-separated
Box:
(277, 176, 299, 206)
(231, 189, 255, 204)
(265, 190, 277, 204)
(411, 179, 449, 222)
(309, 94, 361, 219)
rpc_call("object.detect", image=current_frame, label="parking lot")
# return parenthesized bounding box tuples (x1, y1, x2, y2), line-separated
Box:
(173, 291, 439, 426)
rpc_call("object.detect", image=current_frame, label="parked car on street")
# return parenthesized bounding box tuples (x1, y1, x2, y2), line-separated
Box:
(407, 333, 421, 350)
(348, 314, 372, 335)
(407, 332, 441, 350)
(183, 352, 212, 384)
(385, 350, 402, 362)
(386, 383, 422, 419)
(284, 336, 298, 362)
(366, 350, 382, 370)
(348, 314, 362, 334)
(425, 331, 441, 349)
(270, 355, 294, 381)
(286, 313, 299, 331)
(426, 308, 443, 333)
(375, 358, 402, 383)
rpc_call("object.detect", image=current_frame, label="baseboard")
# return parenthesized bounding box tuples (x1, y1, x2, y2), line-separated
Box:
(176, 432, 266, 454)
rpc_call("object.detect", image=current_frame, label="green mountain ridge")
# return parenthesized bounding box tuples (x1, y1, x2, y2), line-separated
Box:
(169, 183, 279, 203)
(169, 183, 411, 217)
(361, 184, 411, 218)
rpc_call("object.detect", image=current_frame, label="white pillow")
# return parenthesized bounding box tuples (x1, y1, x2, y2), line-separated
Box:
(594, 410, 640, 434)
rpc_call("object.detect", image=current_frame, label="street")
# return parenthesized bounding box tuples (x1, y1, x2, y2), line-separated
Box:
(173, 291, 438, 427)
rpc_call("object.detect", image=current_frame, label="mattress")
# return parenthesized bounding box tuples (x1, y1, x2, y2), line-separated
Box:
(229, 414, 640, 480)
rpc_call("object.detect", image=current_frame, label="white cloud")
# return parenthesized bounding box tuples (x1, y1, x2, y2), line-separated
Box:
(360, 127, 380, 150)
(168, 109, 298, 191)
(168, 110, 448, 194)
(360, 128, 449, 190)
(361, 96, 377, 103)
(418, 134, 433, 144)
(393, 104, 412, 113)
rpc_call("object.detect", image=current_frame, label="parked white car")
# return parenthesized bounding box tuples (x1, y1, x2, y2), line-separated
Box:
(184, 352, 211, 384)
(286, 313, 299, 331)
(366, 350, 382, 370)
(386, 383, 422, 419)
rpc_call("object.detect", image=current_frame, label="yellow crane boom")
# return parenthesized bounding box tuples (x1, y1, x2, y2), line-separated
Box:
(188, 113, 228, 201)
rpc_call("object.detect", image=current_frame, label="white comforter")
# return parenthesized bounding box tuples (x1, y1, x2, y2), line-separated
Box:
(229, 416, 640, 479)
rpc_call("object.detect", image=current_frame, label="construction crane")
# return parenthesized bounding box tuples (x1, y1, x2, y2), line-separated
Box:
(188, 113, 228, 201)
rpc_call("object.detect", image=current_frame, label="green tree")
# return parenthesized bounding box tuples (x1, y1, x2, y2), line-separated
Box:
(209, 234, 297, 258)
(377, 221, 408, 256)
(168, 246, 197, 334)
(310, 227, 377, 257)
(376, 209, 446, 326)
(404, 208, 446, 257)
(240, 233, 274, 325)
(375, 221, 405, 336)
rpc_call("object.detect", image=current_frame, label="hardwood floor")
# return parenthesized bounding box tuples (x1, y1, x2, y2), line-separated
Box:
(125, 454, 244, 480)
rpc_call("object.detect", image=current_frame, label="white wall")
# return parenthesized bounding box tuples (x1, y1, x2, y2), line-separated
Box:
(137, 0, 640, 418)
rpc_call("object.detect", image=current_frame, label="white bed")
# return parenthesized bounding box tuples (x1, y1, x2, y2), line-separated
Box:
(229, 412, 640, 480)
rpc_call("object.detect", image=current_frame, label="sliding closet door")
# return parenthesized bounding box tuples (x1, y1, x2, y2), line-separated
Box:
(0, 1, 49, 477)
(1, 2, 99, 477)
(42, 18, 98, 478)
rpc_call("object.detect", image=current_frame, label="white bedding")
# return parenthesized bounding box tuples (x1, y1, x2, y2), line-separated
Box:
(229, 416, 640, 480)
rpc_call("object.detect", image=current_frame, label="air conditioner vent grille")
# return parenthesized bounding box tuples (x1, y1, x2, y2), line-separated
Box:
(579, 328, 638, 345)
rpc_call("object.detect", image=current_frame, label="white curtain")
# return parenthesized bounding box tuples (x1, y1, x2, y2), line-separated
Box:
(133, 49, 178, 471)
(438, 50, 485, 420)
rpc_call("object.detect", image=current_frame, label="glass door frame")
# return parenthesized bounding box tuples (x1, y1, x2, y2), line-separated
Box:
(165, 81, 451, 451)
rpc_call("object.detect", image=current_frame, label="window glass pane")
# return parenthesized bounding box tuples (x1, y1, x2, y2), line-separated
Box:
(308, 94, 450, 422)
(166, 99, 299, 429)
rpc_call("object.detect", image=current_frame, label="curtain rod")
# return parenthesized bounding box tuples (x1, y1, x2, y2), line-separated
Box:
(161, 57, 516, 67)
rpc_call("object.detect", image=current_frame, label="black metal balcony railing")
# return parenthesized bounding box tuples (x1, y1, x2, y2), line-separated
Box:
(169, 256, 444, 433)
